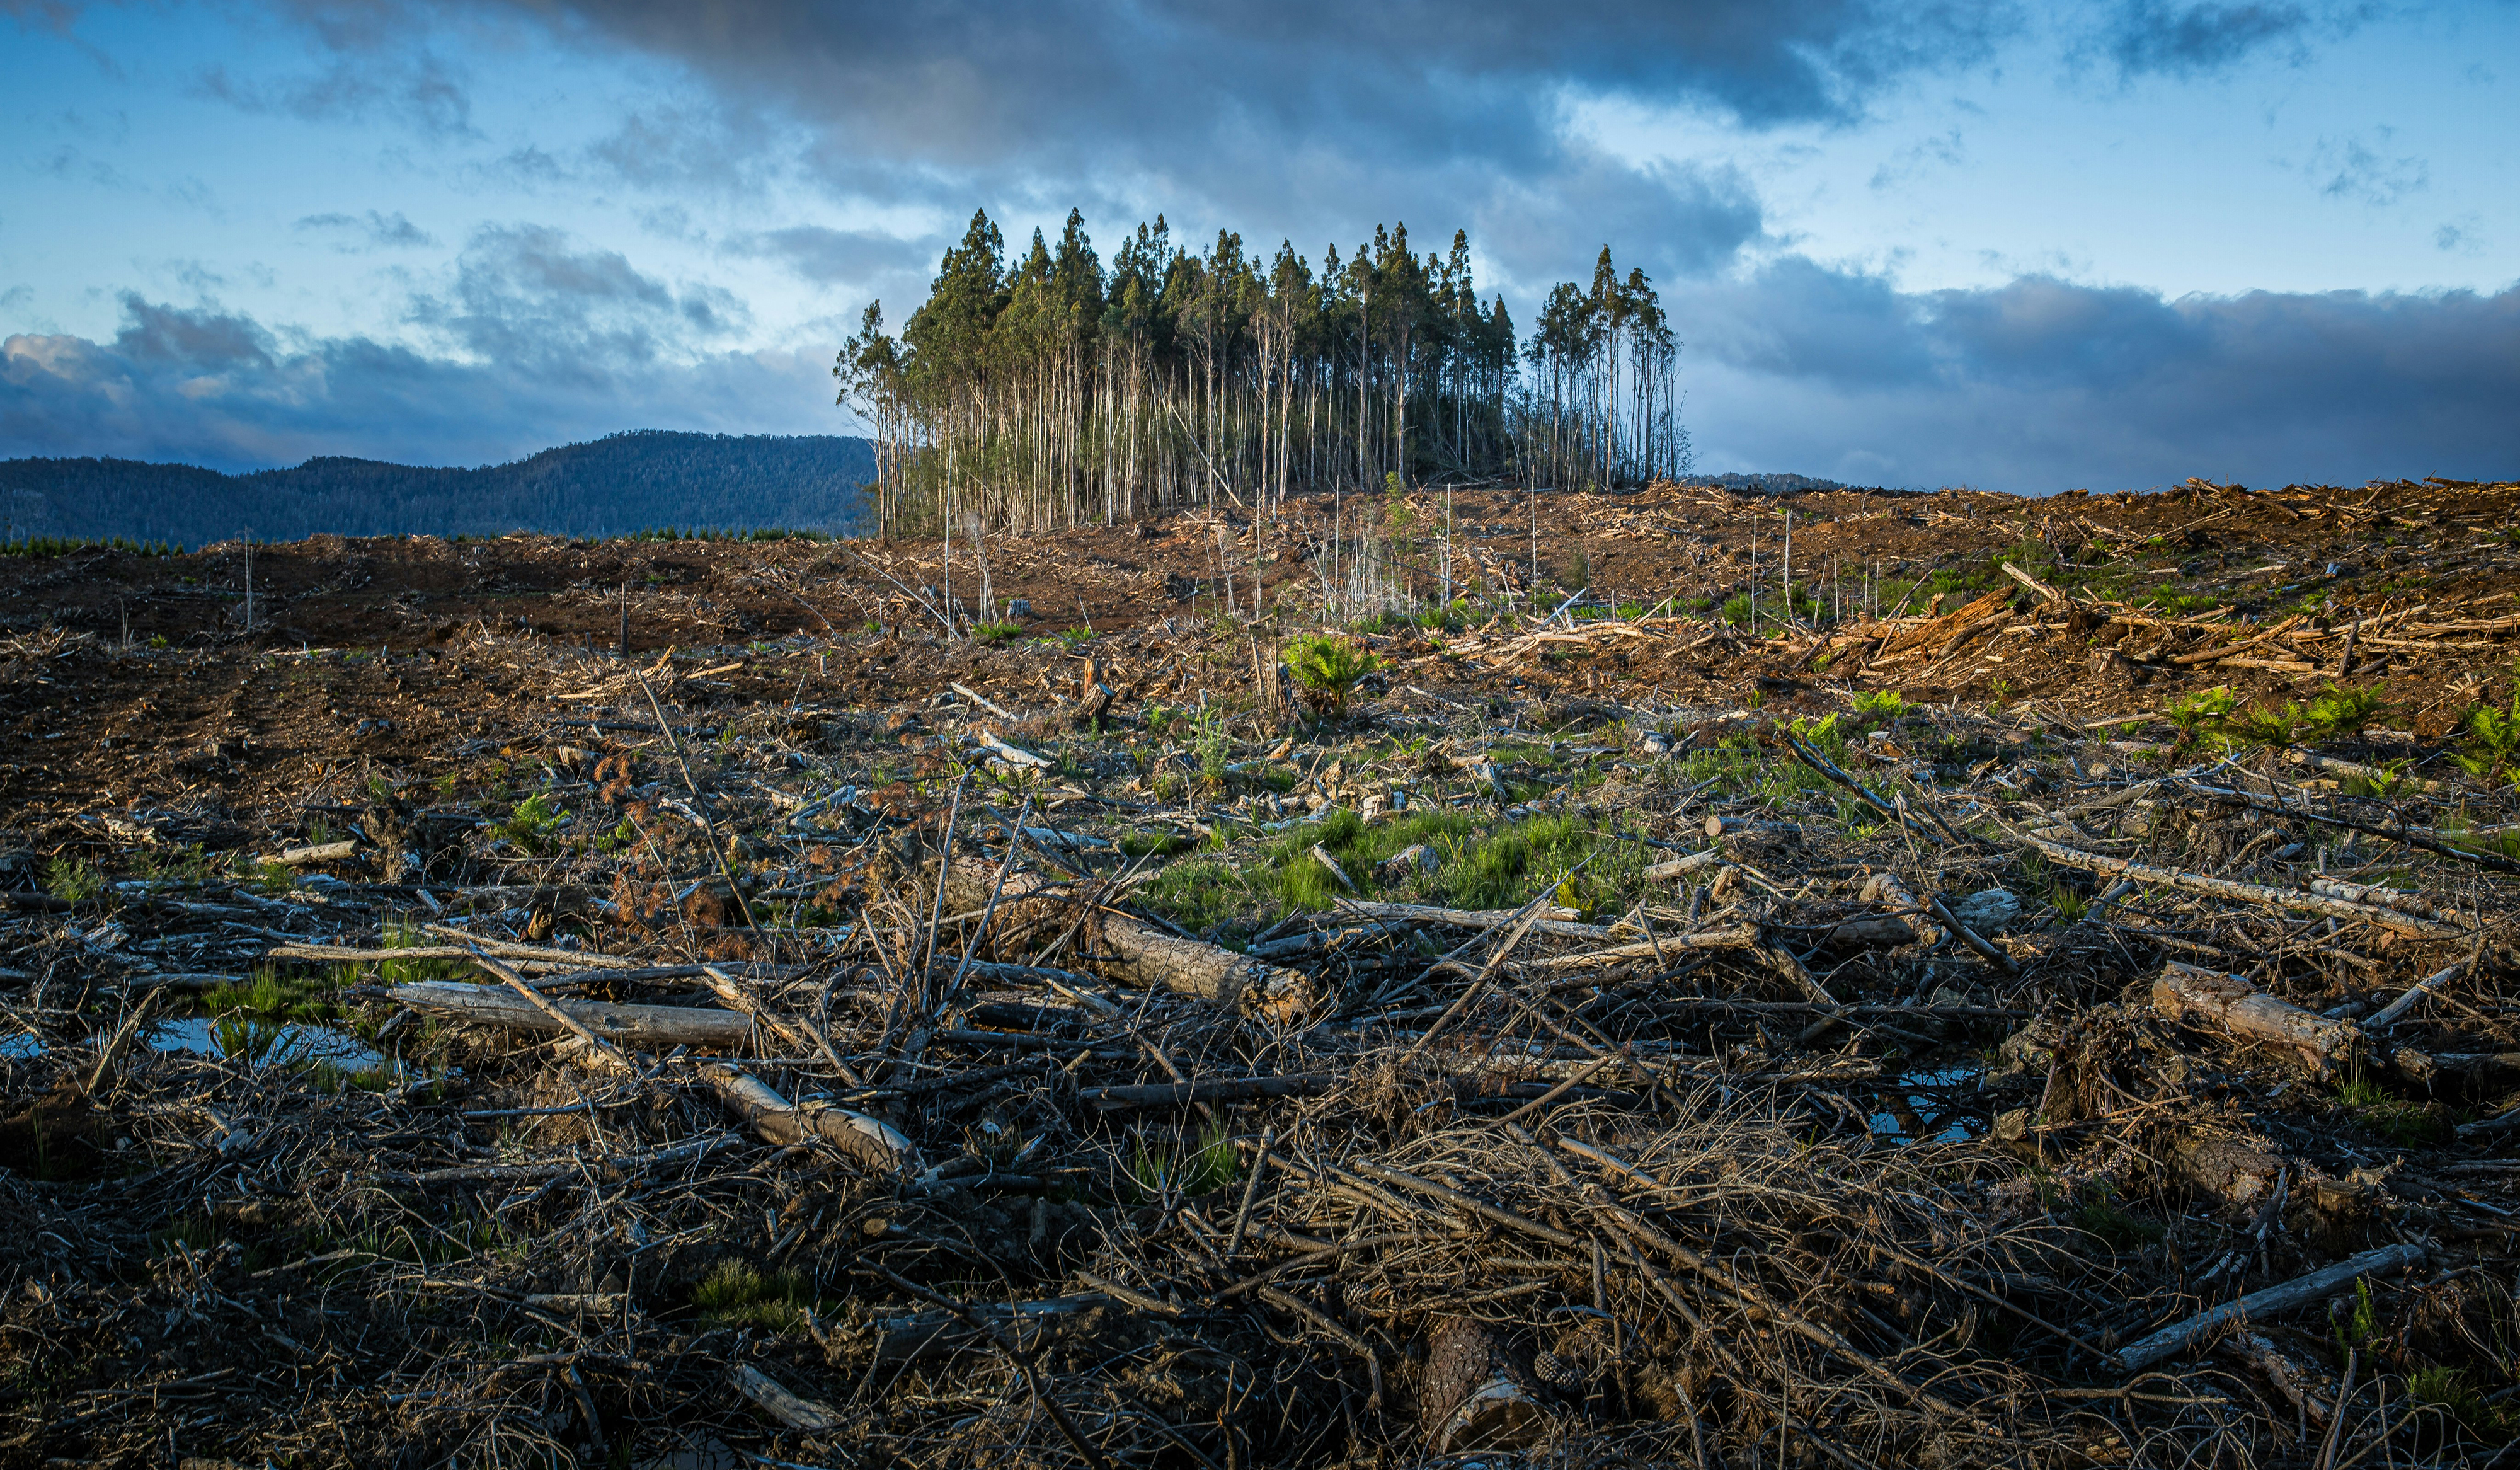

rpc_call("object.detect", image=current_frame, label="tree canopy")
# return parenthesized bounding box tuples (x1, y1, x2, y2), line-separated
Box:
(837, 210, 1686, 536)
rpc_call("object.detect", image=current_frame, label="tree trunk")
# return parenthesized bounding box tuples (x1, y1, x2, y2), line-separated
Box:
(939, 858, 1314, 1021)
(386, 981, 753, 1049)
(2151, 961, 2360, 1076)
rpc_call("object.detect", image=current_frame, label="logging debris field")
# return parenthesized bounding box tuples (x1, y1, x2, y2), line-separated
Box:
(5, 473, 2520, 1467)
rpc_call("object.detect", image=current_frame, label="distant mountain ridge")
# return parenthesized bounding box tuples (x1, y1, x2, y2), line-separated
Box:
(0, 430, 876, 548)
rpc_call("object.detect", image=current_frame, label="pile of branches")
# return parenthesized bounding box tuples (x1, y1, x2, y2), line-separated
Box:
(5, 633, 2519, 1468)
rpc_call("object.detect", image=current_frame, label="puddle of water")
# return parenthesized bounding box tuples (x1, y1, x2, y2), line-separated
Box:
(149, 1016, 388, 1071)
(1868, 1064, 1985, 1145)
(1, 1032, 42, 1061)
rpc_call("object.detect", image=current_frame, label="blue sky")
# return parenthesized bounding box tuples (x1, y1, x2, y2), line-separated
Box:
(2, 0, 2514, 491)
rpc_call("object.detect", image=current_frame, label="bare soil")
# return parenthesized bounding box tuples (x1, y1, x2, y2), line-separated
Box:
(3, 475, 2518, 1469)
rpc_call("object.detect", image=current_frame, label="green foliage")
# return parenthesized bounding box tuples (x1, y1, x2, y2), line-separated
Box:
(43, 856, 105, 904)
(2457, 692, 2520, 783)
(1283, 633, 1380, 719)
(1129, 1120, 1239, 1202)
(692, 1259, 819, 1331)
(495, 793, 569, 854)
(2337, 1278, 2383, 1353)
(1719, 592, 1754, 628)
(2213, 682, 2395, 748)
(1057, 626, 1093, 651)
(2335, 1070, 2450, 1145)
(2049, 883, 2088, 924)
(973, 620, 1024, 642)
(1194, 706, 1230, 786)
(204, 964, 338, 1024)
(1849, 689, 1910, 722)
(2407, 1367, 2514, 1442)
(2165, 686, 2242, 743)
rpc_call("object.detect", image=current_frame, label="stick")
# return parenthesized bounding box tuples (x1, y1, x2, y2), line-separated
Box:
(469, 950, 636, 1072)
(1395, 894, 1550, 1064)
(2017, 833, 2471, 938)
(2110, 1244, 2424, 1372)
(1224, 1127, 1274, 1260)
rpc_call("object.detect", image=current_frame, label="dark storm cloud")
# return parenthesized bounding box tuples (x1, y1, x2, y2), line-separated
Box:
(1, 291, 824, 471)
(1683, 263, 2520, 489)
(223, 0, 2020, 288)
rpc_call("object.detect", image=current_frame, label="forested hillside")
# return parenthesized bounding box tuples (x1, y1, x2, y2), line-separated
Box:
(838, 210, 1692, 536)
(0, 430, 874, 548)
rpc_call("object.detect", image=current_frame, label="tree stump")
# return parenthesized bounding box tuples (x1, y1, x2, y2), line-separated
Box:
(1418, 1316, 1548, 1456)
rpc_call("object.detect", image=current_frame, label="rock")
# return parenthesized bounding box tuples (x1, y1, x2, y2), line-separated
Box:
(1005, 598, 1032, 619)
(1950, 888, 2020, 934)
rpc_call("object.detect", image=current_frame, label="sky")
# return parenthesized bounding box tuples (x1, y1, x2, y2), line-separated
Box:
(1, 0, 2515, 493)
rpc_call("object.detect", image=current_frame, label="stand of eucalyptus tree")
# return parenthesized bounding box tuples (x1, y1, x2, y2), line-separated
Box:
(835, 210, 1688, 539)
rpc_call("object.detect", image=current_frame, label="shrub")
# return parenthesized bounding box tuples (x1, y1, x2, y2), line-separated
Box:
(1283, 633, 1380, 719)
(2457, 693, 2520, 783)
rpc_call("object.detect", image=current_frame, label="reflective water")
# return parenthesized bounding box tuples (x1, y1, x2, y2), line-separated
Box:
(1867, 1064, 1985, 1144)
(149, 1016, 389, 1071)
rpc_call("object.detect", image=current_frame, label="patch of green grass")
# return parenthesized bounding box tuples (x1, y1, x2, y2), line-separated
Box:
(2408, 1367, 2515, 1442)
(203, 964, 340, 1024)
(2336, 1071, 2452, 1146)
(973, 620, 1024, 643)
(1849, 689, 1910, 723)
(691, 1259, 820, 1331)
(1129, 1120, 1239, 1202)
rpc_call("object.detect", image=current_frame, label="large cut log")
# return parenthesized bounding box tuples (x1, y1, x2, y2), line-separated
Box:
(941, 858, 1314, 1021)
(1418, 1316, 1549, 1456)
(386, 980, 753, 1049)
(700, 1061, 917, 1179)
(2151, 962, 2361, 1076)
(2111, 1243, 2425, 1372)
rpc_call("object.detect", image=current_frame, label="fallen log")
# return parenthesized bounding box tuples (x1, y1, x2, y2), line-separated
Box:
(385, 980, 755, 1049)
(726, 1364, 843, 1434)
(2152, 962, 2360, 1076)
(1643, 849, 1724, 881)
(699, 1061, 917, 1179)
(2110, 1243, 2426, 1372)
(2016, 834, 2470, 938)
(941, 858, 1315, 1021)
(2307, 876, 2461, 926)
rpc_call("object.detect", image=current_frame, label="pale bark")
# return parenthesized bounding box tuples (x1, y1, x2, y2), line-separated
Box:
(2110, 1244, 2425, 1372)
(2151, 962, 2361, 1076)
(387, 980, 753, 1048)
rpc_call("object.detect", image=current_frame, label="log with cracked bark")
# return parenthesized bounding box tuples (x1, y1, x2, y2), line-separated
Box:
(2150, 961, 2361, 1076)
(385, 980, 755, 1048)
(939, 856, 1315, 1021)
